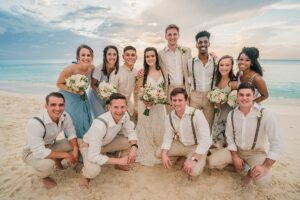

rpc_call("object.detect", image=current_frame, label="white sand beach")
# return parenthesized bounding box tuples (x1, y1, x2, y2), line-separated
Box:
(0, 90, 300, 200)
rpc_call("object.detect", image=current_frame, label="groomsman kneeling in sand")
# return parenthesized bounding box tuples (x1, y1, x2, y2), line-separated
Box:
(79, 93, 138, 188)
(158, 88, 211, 178)
(207, 82, 283, 185)
(23, 92, 79, 189)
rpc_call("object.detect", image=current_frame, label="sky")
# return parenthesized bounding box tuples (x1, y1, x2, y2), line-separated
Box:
(0, 0, 299, 62)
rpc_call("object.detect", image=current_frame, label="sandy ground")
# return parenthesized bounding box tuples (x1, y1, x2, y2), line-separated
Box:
(0, 90, 300, 200)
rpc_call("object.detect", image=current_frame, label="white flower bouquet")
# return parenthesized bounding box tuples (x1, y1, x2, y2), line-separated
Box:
(96, 81, 117, 99)
(65, 74, 89, 101)
(227, 90, 238, 107)
(139, 83, 168, 116)
(207, 88, 228, 105)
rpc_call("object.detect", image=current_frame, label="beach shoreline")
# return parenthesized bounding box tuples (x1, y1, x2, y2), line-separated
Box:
(0, 90, 300, 200)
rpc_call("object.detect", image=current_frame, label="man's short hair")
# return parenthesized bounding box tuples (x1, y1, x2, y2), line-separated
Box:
(46, 92, 65, 104)
(165, 24, 179, 34)
(238, 82, 255, 93)
(170, 87, 188, 101)
(123, 46, 136, 53)
(108, 93, 127, 104)
(195, 30, 211, 42)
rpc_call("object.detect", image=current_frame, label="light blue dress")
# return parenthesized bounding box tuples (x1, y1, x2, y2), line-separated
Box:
(60, 74, 92, 139)
(87, 65, 108, 119)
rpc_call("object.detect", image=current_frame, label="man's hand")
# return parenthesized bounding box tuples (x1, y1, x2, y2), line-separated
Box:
(161, 151, 172, 169)
(251, 165, 270, 179)
(138, 69, 144, 79)
(127, 146, 137, 164)
(232, 154, 244, 171)
(65, 153, 76, 165)
(72, 147, 79, 163)
(183, 159, 197, 175)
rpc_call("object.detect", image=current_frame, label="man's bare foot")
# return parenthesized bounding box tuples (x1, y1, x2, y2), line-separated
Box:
(42, 177, 57, 189)
(241, 174, 252, 187)
(54, 159, 64, 170)
(115, 164, 130, 171)
(79, 175, 90, 189)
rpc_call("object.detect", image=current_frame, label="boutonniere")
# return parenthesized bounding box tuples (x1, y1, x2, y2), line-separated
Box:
(181, 48, 187, 55)
(257, 110, 263, 119)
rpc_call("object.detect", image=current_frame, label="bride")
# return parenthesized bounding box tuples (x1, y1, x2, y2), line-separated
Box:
(135, 47, 167, 166)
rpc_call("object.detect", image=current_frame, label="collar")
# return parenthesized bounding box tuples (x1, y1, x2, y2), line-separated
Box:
(164, 45, 181, 52)
(194, 54, 213, 63)
(106, 111, 127, 127)
(173, 105, 193, 118)
(122, 64, 134, 72)
(236, 103, 262, 113)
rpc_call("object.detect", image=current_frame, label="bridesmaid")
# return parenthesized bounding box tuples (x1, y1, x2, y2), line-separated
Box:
(237, 47, 268, 103)
(87, 45, 119, 119)
(211, 55, 237, 149)
(56, 44, 94, 139)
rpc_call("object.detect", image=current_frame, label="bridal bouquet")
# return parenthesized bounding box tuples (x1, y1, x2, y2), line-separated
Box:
(139, 83, 168, 116)
(65, 74, 89, 101)
(227, 90, 238, 107)
(96, 81, 117, 99)
(207, 88, 228, 105)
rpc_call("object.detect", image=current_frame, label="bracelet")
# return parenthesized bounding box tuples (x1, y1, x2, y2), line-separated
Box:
(131, 144, 138, 149)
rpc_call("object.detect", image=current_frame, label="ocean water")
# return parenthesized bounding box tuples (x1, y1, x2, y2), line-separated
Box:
(0, 59, 299, 100)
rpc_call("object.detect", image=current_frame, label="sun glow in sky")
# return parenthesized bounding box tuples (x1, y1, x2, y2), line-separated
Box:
(0, 0, 299, 61)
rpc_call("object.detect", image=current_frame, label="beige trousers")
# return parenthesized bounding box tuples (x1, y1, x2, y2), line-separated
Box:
(22, 139, 73, 178)
(79, 135, 130, 179)
(207, 148, 272, 185)
(189, 91, 214, 129)
(156, 140, 207, 177)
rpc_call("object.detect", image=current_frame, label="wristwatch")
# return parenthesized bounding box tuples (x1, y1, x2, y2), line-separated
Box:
(191, 156, 198, 162)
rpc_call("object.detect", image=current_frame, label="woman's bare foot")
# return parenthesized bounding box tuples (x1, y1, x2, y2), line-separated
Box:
(79, 175, 90, 189)
(42, 177, 57, 189)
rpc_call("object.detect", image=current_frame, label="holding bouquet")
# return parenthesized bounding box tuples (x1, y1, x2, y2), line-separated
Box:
(65, 74, 89, 101)
(139, 83, 168, 116)
(96, 81, 117, 100)
(207, 88, 228, 106)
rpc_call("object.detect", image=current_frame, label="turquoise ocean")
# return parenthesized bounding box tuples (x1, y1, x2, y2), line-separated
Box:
(0, 59, 299, 100)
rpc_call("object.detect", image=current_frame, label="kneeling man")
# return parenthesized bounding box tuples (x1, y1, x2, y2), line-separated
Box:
(23, 92, 79, 189)
(208, 82, 283, 185)
(159, 88, 211, 178)
(79, 93, 138, 187)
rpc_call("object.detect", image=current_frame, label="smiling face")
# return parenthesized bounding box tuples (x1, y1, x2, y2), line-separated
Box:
(171, 93, 187, 114)
(45, 96, 65, 123)
(123, 49, 137, 67)
(78, 48, 93, 64)
(237, 88, 255, 109)
(196, 36, 210, 54)
(145, 50, 157, 68)
(219, 57, 233, 77)
(106, 48, 118, 66)
(238, 53, 252, 72)
(165, 28, 179, 47)
(108, 99, 127, 123)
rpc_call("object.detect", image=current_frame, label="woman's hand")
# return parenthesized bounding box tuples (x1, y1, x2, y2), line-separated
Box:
(143, 101, 153, 108)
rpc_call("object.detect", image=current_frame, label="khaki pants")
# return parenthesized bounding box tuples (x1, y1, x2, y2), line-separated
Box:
(189, 91, 214, 129)
(156, 140, 207, 177)
(79, 135, 130, 179)
(207, 148, 272, 185)
(22, 139, 73, 178)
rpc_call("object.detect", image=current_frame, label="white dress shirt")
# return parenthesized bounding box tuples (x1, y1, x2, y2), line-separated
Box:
(187, 55, 215, 92)
(83, 111, 137, 166)
(161, 106, 212, 154)
(226, 103, 283, 161)
(24, 110, 77, 159)
(163, 46, 183, 86)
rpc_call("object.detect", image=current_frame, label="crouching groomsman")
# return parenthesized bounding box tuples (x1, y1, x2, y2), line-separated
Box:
(23, 92, 79, 189)
(79, 93, 138, 188)
(207, 83, 283, 185)
(158, 88, 211, 178)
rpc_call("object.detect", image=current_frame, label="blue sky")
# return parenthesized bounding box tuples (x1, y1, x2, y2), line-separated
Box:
(0, 0, 299, 61)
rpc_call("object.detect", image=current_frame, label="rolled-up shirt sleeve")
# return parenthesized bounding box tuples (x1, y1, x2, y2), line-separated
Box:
(265, 110, 283, 160)
(86, 121, 109, 166)
(161, 114, 174, 150)
(63, 113, 77, 141)
(225, 111, 237, 152)
(194, 110, 212, 154)
(26, 119, 51, 159)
